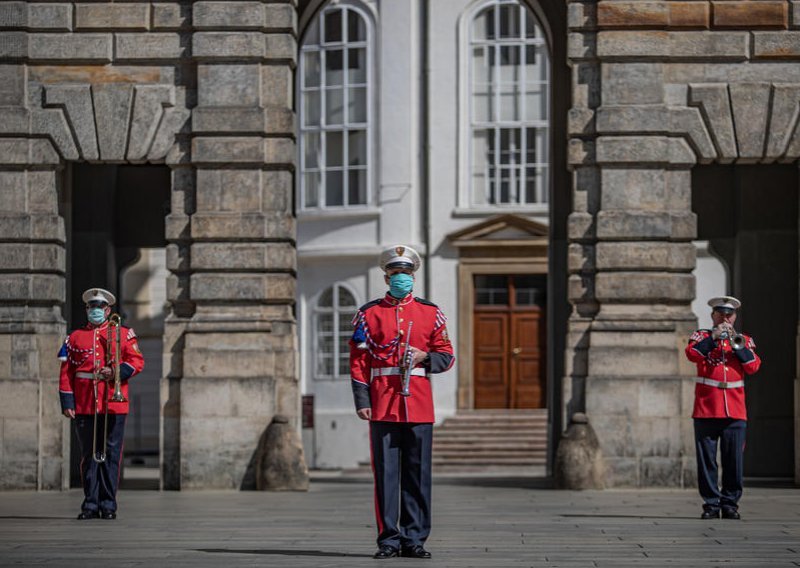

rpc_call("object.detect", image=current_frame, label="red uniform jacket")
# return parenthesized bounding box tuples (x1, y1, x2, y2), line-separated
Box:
(59, 322, 145, 415)
(350, 293, 455, 423)
(685, 329, 761, 420)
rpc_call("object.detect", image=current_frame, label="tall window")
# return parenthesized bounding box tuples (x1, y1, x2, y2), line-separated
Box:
(314, 284, 358, 378)
(299, 5, 371, 210)
(470, 0, 549, 206)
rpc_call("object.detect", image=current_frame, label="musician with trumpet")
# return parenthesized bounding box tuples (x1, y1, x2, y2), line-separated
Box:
(350, 245, 454, 559)
(686, 296, 761, 520)
(59, 288, 144, 520)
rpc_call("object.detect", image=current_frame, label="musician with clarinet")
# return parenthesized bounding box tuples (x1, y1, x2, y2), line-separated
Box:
(59, 288, 144, 520)
(685, 296, 761, 520)
(350, 245, 455, 559)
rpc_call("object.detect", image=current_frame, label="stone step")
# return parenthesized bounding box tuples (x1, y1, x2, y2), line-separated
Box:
(432, 456, 544, 465)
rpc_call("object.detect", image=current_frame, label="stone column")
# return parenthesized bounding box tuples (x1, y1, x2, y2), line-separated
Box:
(167, 0, 301, 489)
(566, 2, 700, 487)
(0, 57, 67, 488)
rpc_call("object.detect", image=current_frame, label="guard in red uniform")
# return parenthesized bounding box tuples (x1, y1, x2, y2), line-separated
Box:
(59, 288, 144, 520)
(350, 245, 454, 559)
(685, 296, 761, 520)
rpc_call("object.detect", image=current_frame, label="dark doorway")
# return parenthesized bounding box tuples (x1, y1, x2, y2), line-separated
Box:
(692, 165, 798, 477)
(65, 164, 170, 488)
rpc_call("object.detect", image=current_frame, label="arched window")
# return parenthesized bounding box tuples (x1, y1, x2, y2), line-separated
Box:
(299, 4, 372, 210)
(468, 0, 549, 207)
(313, 284, 359, 378)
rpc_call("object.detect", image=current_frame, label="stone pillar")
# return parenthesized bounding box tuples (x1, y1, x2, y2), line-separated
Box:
(0, 58, 67, 488)
(165, 0, 301, 489)
(566, 2, 700, 487)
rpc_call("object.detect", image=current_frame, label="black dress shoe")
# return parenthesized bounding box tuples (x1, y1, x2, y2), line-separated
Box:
(700, 509, 720, 519)
(100, 510, 117, 520)
(373, 546, 399, 559)
(401, 545, 432, 559)
(76, 511, 99, 520)
(721, 509, 740, 520)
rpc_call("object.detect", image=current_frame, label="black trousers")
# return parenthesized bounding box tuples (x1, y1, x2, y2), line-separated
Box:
(370, 421, 433, 550)
(694, 418, 746, 512)
(74, 414, 126, 513)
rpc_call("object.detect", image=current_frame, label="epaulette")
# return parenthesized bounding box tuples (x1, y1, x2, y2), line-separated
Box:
(414, 297, 438, 308)
(358, 299, 382, 312)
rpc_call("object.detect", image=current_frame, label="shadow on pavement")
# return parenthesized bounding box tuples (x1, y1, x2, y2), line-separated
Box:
(197, 548, 372, 558)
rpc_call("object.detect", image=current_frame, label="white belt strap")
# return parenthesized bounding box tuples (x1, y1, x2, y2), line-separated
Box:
(695, 377, 744, 389)
(75, 372, 95, 379)
(371, 367, 429, 378)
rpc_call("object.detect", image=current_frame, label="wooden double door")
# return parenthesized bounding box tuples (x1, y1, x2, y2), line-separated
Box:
(473, 274, 546, 409)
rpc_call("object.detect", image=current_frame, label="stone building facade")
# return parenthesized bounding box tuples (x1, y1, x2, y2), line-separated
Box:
(0, 0, 798, 490)
(566, 0, 800, 485)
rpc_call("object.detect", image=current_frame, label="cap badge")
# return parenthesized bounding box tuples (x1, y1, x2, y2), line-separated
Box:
(395, 246, 405, 257)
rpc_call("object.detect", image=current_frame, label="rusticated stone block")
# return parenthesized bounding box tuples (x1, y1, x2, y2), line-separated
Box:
(75, 3, 150, 30)
(191, 242, 295, 271)
(639, 378, 681, 418)
(597, 2, 667, 28)
(196, 168, 261, 212)
(192, 107, 265, 133)
(712, 1, 787, 29)
(0, 274, 64, 302)
(29, 33, 112, 62)
(116, 33, 183, 60)
(597, 136, 694, 166)
(0, 214, 65, 242)
(29, 3, 72, 30)
(0, 3, 27, 28)
(568, 31, 596, 60)
(0, 381, 37, 417)
(0, 32, 27, 59)
(601, 63, 664, 104)
(595, 272, 694, 302)
(153, 3, 190, 30)
(264, 4, 297, 32)
(265, 34, 297, 63)
(192, 32, 264, 59)
(596, 242, 695, 271)
(794, 2, 800, 29)
(0, 244, 64, 272)
(596, 210, 696, 240)
(265, 138, 295, 166)
(193, 2, 264, 29)
(198, 64, 260, 106)
(0, 65, 25, 106)
(597, 31, 749, 60)
(601, 168, 670, 211)
(568, 2, 597, 31)
(262, 170, 292, 212)
(190, 273, 295, 302)
(262, 64, 292, 106)
(753, 31, 800, 58)
(668, 2, 710, 29)
(190, 212, 295, 240)
(192, 136, 265, 163)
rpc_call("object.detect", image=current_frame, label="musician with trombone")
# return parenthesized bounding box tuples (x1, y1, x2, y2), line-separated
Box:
(350, 246, 455, 559)
(59, 288, 144, 520)
(686, 296, 761, 520)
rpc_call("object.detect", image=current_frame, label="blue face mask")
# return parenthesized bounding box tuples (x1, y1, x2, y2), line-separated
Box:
(87, 307, 107, 325)
(388, 273, 414, 299)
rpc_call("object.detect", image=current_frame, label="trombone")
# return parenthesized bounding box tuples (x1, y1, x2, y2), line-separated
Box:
(92, 313, 127, 464)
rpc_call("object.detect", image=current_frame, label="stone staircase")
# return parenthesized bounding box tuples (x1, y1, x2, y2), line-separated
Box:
(432, 409, 548, 474)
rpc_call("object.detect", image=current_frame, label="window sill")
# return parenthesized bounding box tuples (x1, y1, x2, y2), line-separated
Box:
(298, 207, 382, 222)
(452, 205, 549, 218)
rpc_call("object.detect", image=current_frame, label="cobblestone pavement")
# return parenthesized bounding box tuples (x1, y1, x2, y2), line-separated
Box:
(1, 476, 799, 567)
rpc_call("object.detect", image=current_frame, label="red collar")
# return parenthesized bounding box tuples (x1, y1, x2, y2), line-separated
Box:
(383, 293, 414, 307)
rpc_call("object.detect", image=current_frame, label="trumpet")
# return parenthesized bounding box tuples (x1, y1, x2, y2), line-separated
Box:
(719, 329, 746, 350)
(92, 313, 126, 463)
(399, 321, 414, 397)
